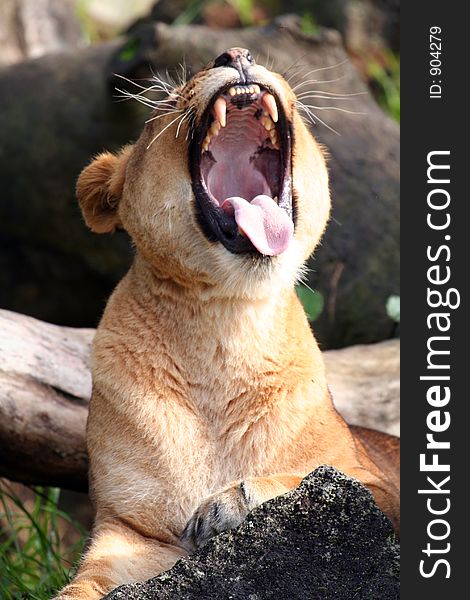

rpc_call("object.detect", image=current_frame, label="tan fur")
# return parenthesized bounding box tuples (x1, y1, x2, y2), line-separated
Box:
(55, 53, 399, 599)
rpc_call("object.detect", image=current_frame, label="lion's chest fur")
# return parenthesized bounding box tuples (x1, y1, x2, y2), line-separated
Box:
(88, 273, 326, 532)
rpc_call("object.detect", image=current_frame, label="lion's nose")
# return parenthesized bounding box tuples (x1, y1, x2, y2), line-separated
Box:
(213, 48, 255, 82)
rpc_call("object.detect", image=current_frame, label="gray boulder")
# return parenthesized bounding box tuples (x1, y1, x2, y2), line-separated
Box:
(105, 466, 399, 600)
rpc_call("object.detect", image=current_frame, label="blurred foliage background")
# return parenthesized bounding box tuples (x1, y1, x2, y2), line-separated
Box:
(0, 0, 399, 343)
(0, 2, 399, 597)
(73, 0, 400, 121)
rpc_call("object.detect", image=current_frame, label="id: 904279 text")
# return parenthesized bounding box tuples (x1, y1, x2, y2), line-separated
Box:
(429, 26, 442, 99)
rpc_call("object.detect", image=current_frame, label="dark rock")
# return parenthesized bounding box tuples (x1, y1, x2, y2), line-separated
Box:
(278, 1, 400, 53)
(0, 16, 399, 346)
(105, 466, 400, 600)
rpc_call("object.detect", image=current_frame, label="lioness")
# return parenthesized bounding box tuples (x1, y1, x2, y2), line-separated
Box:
(56, 48, 399, 599)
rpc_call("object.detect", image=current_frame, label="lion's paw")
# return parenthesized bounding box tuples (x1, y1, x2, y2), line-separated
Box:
(180, 481, 257, 551)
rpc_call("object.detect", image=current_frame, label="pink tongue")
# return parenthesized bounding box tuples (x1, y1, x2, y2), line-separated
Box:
(221, 195, 293, 256)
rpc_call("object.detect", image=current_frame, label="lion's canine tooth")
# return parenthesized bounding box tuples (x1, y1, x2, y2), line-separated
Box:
(229, 87, 236, 97)
(253, 84, 260, 94)
(213, 97, 226, 127)
(262, 93, 278, 123)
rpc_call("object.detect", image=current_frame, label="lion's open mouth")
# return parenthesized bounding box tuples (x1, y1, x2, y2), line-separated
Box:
(190, 84, 293, 256)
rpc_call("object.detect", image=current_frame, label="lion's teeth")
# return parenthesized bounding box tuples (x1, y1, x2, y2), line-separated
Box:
(262, 93, 278, 123)
(203, 119, 222, 153)
(210, 121, 221, 136)
(213, 96, 226, 127)
(270, 130, 279, 149)
(227, 84, 261, 98)
(261, 115, 274, 131)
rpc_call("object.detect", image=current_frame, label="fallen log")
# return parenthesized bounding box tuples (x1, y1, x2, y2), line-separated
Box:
(0, 310, 92, 491)
(0, 309, 399, 491)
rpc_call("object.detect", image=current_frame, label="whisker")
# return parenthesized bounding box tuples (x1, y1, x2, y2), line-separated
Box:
(175, 107, 193, 138)
(177, 60, 188, 87)
(297, 90, 367, 99)
(113, 73, 152, 92)
(114, 88, 177, 107)
(297, 104, 317, 127)
(148, 66, 182, 95)
(280, 53, 309, 79)
(165, 68, 176, 89)
(185, 111, 196, 141)
(146, 112, 187, 149)
(292, 76, 346, 91)
(296, 102, 341, 136)
(115, 88, 161, 110)
(113, 76, 179, 103)
(145, 109, 183, 124)
(302, 104, 365, 116)
(298, 280, 318, 295)
(296, 94, 360, 103)
(286, 64, 312, 83)
(291, 59, 349, 81)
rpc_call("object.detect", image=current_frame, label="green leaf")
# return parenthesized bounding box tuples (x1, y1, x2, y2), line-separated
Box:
(300, 12, 319, 36)
(118, 37, 141, 62)
(386, 295, 400, 323)
(296, 285, 324, 321)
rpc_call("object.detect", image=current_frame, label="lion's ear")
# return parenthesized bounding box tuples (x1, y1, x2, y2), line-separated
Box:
(76, 145, 132, 233)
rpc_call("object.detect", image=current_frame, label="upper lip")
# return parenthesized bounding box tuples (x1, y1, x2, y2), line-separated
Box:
(188, 81, 293, 255)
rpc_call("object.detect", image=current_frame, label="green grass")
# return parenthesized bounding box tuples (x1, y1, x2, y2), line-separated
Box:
(0, 482, 87, 599)
(367, 52, 400, 122)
